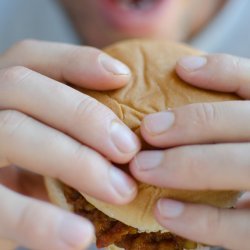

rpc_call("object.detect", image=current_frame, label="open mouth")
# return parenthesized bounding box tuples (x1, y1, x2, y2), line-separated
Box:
(99, 0, 170, 35)
(110, 0, 161, 11)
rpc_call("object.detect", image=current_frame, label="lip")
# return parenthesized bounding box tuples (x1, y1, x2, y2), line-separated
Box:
(99, 0, 172, 36)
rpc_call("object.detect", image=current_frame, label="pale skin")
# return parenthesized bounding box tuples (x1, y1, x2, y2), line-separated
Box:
(0, 40, 140, 250)
(0, 0, 248, 250)
(130, 54, 250, 250)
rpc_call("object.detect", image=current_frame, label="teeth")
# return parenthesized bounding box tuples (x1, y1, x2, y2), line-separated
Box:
(117, 0, 132, 10)
(116, 0, 156, 10)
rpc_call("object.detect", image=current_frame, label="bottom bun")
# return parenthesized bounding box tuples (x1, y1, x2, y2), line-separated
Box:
(106, 244, 210, 250)
(44, 176, 72, 211)
(106, 245, 123, 250)
(45, 177, 212, 250)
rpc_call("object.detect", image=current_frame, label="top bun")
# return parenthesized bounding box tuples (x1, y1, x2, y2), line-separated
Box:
(79, 39, 239, 232)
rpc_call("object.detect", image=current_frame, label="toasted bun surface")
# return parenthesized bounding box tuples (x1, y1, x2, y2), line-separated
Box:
(45, 39, 239, 233)
(80, 39, 239, 232)
(106, 244, 210, 250)
(45, 177, 73, 211)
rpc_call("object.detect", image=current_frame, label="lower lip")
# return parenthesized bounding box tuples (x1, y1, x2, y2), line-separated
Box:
(99, 0, 172, 35)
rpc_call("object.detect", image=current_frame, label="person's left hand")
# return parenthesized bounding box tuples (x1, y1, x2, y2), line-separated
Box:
(130, 54, 250, 250)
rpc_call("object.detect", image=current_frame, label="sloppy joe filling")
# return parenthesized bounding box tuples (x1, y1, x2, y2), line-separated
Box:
(63, 185, 198, 250)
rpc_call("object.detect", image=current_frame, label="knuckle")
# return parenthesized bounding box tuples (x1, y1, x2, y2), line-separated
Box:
(0, 110, 29, 138)
(191, 103, 218, 128)
(213, 53, 231, 61)
(217, 53, 236, 64)
(72, 144, 89, 167)
(170, 145, 234, 190)
(204, 208, 224, 245)
(43, 80, 65, 96)
(75, 97, 98, 116)
(41, 130, 65, 157)
(64, 45, 100, 68)
(69, 46, 100, 58)
(0, 66, 32, 86)
(81, 46, 102, 60)
(214, 54, 242, 74)
(64, 47, 82, 67)
(82, 45, 101, 54)
(212, 53, 232, 64)
(178, 147, 200, 175)
(74, 96, 112, 122)
(58, 144, 89, 180)
(231, 56, 244, 72)
(170, 147, 204, 186)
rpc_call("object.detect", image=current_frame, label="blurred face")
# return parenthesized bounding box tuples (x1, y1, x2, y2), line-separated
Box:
(61, 0, 225, 48)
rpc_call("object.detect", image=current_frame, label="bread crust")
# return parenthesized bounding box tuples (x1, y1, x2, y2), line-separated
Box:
(105, 244, 210, 250)
(79, 39, 239, 232)
(45, 39, 240, 241)
(44, 177, 73, 211)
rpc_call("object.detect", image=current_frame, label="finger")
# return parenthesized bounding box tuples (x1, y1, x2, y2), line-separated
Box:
(236, 192, 250, 209)
(141, 101, 250, 148)
(0, 39, 131, 90)
(130, 143, 250, 190)
(0, 185, 94, 250)
(176, 54, 250, 99)
(0, 66, 140, 163)
(155, 199, 250, 250)
(0, 110, 137, 204)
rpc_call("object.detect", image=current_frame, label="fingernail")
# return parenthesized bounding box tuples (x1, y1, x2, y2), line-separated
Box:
(144, 112, 175, 135)
(110, 121, 139, 154)
(157, 199, 184, 218)
(60, 214, 94, 248)
(99, 53, 131, 75)
(178, 56, 207, 71)
(135, 151, 163, 170)
(109, 167, 137, 199)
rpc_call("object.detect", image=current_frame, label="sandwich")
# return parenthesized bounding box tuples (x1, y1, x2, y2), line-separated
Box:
(45, 39, 240, 250)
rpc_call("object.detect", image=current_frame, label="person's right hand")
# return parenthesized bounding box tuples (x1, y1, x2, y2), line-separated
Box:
(0, 40, 140, 250)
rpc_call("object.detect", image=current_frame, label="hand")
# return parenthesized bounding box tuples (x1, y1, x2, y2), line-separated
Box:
(130, 54, 250, 250)
(0, 40, 140, 250)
